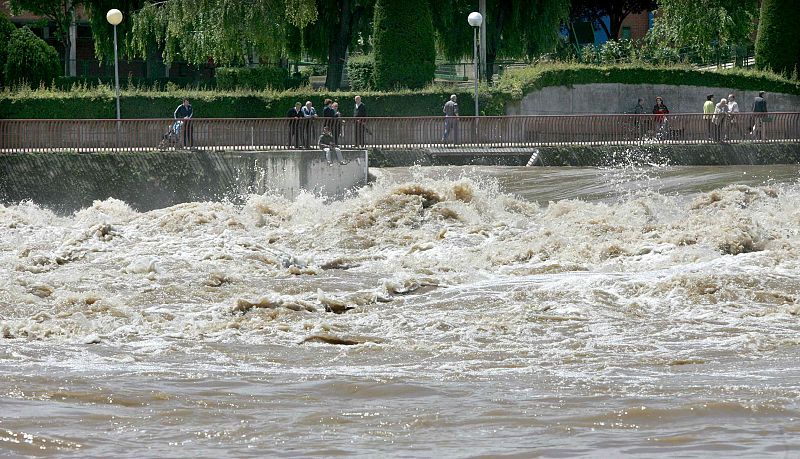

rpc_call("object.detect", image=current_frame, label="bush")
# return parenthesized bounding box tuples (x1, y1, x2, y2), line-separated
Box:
(496, 63, 800, 99)
(4, 27, 60, 88)
(755, 0, 800, 77)
(0, 86, 506, 119)
(372, 0, 436, 90)
(346, 55, 374, 91)
(215, 66, 291, 91)
(0, 13, 16, 88)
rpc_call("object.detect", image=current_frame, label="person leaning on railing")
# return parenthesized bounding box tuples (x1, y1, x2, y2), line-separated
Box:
(174, 98, 193, 148)
(703, 94, 715, 140)
(652, 96, 670, 140)
(286, 101, 303, 149)
(713, 98, 730, 142)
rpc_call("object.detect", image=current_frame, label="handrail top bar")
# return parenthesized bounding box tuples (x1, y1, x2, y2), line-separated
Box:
(2, 112, 799, 122)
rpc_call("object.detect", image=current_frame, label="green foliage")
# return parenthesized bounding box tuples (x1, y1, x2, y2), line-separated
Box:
(430, 0, 570, 81)
(9, 0, 80, 75)
(648, 0, 758, 62)
(129, 0, 317, 66)
(215, 67, 293, 91)
(346, 55, 374, 91)
(755, 0, 800, 78)
(496, 63, 800, 99)
(4, 27, 61, 88)
(372, 0, 436, 90)
(0, 85, 507, 119)
(0, 12, 16, 88)
(576, 39, 684, 66)
(84, 0, 146, 61)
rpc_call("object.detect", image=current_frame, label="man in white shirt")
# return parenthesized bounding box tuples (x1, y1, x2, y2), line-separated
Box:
(728, 93, 740, 140)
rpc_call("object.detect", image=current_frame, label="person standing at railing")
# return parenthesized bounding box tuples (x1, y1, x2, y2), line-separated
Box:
(713, 98, 730, 142)
(442, 94, 459, 144)
(751, 91, 768, 141)
(287, 101, 303, 148)
(728, 94, 740, 140)
(632, 98, 646, 139)
(703, 94, 715, 140)
(652, 96, 669, 140)
(301, 100, 318, 148)
(354, 95, 367, 148)
(174, 98, 193, 148)
(331, 101, 343, 145)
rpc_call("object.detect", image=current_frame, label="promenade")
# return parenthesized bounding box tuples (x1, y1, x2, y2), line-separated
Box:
(2, 113, 799, 153)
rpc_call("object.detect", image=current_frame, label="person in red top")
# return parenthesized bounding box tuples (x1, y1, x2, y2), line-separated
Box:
(652, 96, 670, 139)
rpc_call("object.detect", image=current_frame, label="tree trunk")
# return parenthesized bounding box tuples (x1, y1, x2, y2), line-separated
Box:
(483, 4, 506, 83)
(324, 0, 352, 90)
(608, 11, 629, 40)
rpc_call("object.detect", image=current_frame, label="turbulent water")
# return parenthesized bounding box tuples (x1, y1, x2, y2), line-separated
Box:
(1, 164, 800, 458)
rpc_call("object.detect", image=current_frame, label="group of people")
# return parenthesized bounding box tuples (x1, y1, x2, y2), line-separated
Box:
(703, 91, 769, 141)
(288, 95, 367, 165)
(631, 92, 770, 141)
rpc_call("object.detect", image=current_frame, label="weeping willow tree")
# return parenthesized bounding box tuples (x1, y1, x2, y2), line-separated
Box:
(648, 0, 758, 63)
(285, 0, 373, 90)
(430, 0, 570, 82)
(129, 0, 318, 66)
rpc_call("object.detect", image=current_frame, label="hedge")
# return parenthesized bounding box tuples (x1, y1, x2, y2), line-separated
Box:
(755, 0, 800, 77)
(372, 0, 436, 90)
(0, 86, 507, 119)
(216, 66, 306, 91)
(3, 64, 799, 119)
(346, 55, 374, 91)
(496, 63, 800, 99)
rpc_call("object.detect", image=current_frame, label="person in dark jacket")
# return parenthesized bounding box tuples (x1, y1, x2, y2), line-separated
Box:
(751, 91, 768, 140)
(652, 96, 669, 140)
(286, 102, 303, 148)
(174, 98, 193, 148)
(354, 95, 367, 148)
(318, 125, 346, 166)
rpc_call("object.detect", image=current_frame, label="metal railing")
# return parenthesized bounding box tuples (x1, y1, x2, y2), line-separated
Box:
(1, 113, 799, 153)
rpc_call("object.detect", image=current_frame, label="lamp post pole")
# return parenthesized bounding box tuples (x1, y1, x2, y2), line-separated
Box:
(467, 12, 483, 118)
(106, 9, 123, 120)
(468, 12, 483, 141)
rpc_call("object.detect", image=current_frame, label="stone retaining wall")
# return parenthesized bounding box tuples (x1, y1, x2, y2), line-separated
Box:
(0, 149, 368, 213)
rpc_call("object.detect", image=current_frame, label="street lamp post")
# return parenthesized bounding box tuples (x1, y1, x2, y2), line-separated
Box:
(467, 12, 482, 118)
(106, 9, 123, 120)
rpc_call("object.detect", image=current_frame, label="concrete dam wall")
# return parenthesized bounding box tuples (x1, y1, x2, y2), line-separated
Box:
(0, 149, 368, 213)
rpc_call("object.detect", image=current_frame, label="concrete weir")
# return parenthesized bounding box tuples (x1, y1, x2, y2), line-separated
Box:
(0, 149, 368, 213)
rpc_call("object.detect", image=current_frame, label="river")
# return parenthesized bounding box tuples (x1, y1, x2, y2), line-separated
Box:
(1, 164, 799, 458)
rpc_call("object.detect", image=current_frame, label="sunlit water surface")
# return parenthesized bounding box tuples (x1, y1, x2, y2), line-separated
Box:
(1, 164, 799, 458)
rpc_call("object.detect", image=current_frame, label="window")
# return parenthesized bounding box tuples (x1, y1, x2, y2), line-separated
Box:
(621, 26, 631, 40)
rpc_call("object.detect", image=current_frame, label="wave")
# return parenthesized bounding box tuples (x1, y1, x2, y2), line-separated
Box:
(1, 168, 799, 352)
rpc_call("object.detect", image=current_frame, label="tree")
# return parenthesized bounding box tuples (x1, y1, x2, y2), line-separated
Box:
(4, 27, 61, 87)
(372, 0, 436, 90)
(83, 0, 145, 61)
(128, 0, 317, 66)
(290, 0, 374, 90)
(8, 0, 81, 76)
(0, 12, 17, 87)
(648, 0, 758, 62)
(755, 0, 800, 77)
(431, 0, 570, 82)
(570, 0, 657, 41)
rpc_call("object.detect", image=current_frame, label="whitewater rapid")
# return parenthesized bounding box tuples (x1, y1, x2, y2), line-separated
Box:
(1, 165, 799, 457)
